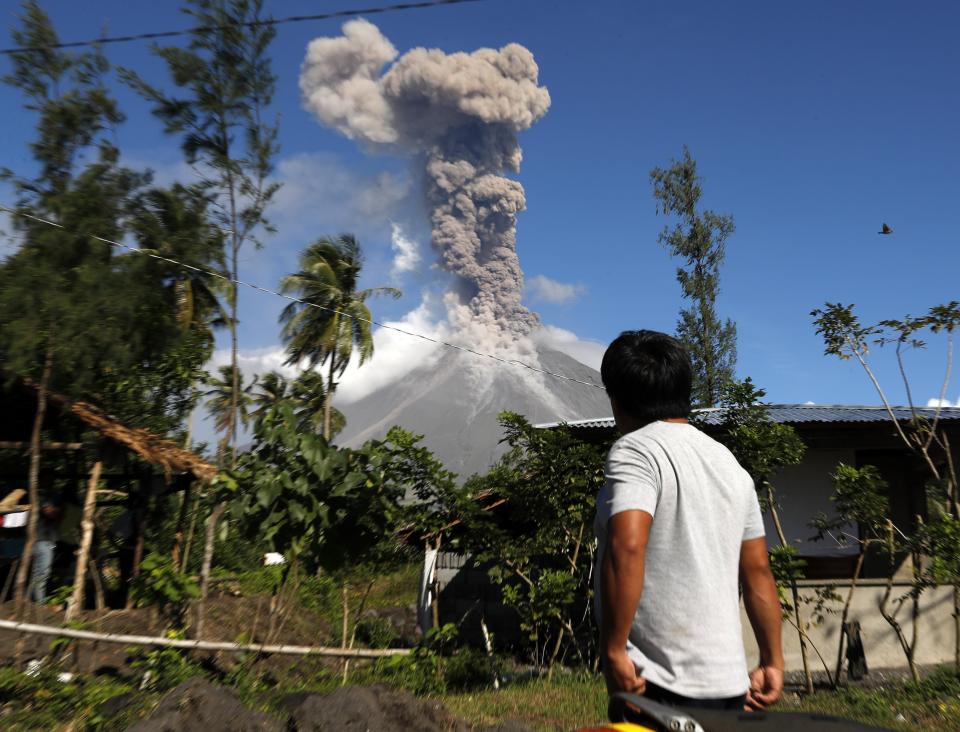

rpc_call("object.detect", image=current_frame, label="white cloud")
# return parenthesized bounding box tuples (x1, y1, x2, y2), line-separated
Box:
(209, 346, 300, 386)
(803, 400, 816, 406)
(209, 292, 449, 407)
(927, 397, 960, 408)
(123, 150, 413, 244)
(389, 222, 421, 278)
(335, 294, 447, 403)
(525, 274, 586, 305)
(533, 324, 606, 371)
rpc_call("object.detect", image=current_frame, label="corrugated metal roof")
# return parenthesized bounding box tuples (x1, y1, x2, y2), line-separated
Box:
(535, 405, 960, 430)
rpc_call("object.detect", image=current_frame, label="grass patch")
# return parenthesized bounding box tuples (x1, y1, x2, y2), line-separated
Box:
(0, 665, 154, 731)
(440, 672, 607, 731)
(780, 666, 960, 731)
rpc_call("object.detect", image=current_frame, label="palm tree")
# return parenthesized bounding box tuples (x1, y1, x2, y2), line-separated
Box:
(291, 370, 346, 438)
(250, 370, 291, 423)
(204, 365, 255, 464)
(130, 184, 228, 338)
(279, 235, 399, 439)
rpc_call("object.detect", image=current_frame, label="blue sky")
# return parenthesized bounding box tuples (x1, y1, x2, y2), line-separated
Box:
(2, 0, 959, 420)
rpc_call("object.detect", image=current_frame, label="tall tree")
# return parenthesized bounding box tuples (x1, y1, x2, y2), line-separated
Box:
(0, 1, 148, 612)
(204, 365, 255, 460)
(122, 0, 279, 467)
(280, 235, 399, 439)
(650, 147, 737, 407)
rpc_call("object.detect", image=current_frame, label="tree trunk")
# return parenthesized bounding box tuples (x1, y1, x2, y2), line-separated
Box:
(229, 276, 239, 469)
(196, 503, 225, 639)
(15, 345, 54, 616)
(343, 579, 375, 684)
(125, 499, 147, 610)
(766, 486, 814, 694)
(324, 349, 337, 440)
(954, 584, 960, 674)
(790, 582, 814, 694)
(172, 480, 193, 568)
(181, 490, 200, 573)
(834, 549, 866, 685)
(65, 458, 103, 622)
(878, 521, 920, 682)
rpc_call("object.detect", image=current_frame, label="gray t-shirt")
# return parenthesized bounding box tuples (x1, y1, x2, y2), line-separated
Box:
(594, 420, 765, 699)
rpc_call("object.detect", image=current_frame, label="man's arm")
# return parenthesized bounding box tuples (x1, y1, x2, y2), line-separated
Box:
(739, 537, 784, 710)
(600, 509, 653, 694)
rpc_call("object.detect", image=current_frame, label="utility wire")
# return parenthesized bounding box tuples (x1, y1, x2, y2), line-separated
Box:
(0, 0, 485, 55)
(0, 205, 605, 390)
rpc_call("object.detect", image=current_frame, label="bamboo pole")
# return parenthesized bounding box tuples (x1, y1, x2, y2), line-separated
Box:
(0, 619, 412, 658)
(66, 458, 103, 622)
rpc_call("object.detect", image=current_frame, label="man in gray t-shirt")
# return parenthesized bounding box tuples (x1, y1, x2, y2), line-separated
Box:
(596, 330, 784, 712)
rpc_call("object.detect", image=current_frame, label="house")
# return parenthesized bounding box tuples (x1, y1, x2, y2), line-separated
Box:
(539, 405, 960, 579)
(428, 404, 960, 674)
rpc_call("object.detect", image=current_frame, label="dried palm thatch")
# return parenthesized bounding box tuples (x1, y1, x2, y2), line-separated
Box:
(19, 378, 216, 483)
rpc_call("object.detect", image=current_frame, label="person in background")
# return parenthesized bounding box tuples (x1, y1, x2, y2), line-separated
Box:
(31, 492, 61, 603)
(596, 330, 784, 712)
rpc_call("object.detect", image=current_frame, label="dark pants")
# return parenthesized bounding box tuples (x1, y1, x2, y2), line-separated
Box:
(644, 681, 746, 710)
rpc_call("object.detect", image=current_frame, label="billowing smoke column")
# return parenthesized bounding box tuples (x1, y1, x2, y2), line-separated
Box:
(299, 20, 551, 347)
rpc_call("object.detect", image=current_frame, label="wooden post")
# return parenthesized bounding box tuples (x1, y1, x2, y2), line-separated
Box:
(172, 479, 193, 568)
(65, 456, 103, 622)
(195, 503, 225, 639)
(125, 478, 148, 610)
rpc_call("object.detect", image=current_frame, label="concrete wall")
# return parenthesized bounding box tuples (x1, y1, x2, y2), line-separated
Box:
(742, 580, 956, 673)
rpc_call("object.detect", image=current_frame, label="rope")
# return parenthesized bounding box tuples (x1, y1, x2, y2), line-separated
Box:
(0, 205, 605, 390)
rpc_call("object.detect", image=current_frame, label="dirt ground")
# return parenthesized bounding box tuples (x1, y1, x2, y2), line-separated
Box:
(0, 591, 336, 680)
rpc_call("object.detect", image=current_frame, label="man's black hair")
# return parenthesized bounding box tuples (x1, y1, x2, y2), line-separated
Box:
(601, 330, 692, 423)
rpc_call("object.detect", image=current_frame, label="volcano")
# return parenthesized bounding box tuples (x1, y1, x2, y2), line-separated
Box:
(335, 346, 611, 478)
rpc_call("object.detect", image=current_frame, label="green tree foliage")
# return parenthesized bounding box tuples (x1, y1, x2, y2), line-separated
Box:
(222, 403, 425, 575)
(437, 413, 608, 669)
(650, 147, 737, 407)
(813, 300, 960, 677)
(0, 2, 204, 609)
(122, 0, 280, 462)
(102, 184, 228, 435)
(280, 235, 399, 438)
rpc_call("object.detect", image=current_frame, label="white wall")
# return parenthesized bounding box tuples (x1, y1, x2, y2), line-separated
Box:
(768, 448, 858, 557)
(742, 581, 955, 673)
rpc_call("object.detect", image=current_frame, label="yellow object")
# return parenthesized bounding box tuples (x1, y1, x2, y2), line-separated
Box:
(576, 725, 655, 732)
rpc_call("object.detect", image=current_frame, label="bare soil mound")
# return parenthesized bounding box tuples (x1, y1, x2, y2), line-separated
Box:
(283, 684, 469, 731)
(127, 677, 283, 732)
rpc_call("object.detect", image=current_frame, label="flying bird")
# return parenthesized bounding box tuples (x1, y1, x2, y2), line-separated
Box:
(879, 223, 893, 235)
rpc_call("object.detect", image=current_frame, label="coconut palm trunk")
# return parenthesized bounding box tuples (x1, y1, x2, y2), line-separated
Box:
(324, 347, 337, 440)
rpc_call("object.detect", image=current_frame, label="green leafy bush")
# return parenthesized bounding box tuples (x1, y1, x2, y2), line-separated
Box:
(130, 554, 200, 629)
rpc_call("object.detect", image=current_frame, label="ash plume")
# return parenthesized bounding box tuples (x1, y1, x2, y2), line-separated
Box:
(299, 20, 551, 347)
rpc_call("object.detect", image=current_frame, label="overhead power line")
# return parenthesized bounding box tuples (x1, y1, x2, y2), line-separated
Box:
(0, 205, 605, 391)
(0, 0, 484, 55)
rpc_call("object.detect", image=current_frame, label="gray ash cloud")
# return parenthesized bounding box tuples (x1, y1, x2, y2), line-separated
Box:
(299, 20, 550, 344)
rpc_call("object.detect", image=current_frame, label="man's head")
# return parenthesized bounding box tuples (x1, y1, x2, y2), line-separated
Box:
(601, 330, 692, 432)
